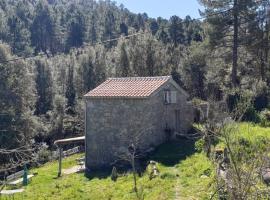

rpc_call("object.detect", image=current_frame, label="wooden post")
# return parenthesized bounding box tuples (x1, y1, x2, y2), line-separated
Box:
(58, 147, 63, 177)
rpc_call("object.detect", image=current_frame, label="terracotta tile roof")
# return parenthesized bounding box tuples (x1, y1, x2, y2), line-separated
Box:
(84, 76, 171, 98)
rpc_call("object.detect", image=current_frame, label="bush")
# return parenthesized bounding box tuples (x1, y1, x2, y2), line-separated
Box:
(195, 138, 204, 153)
(226, 92, 241, 112)
(260, 109, 270, 127)
(37, 143, 51, 164)
(111, 166, 118, 182)
(242, 106, 260, 123)
(253, 82, 269, 111)
(254, 136, 268, 151)
(201, 168, 211, 177)
(136, 186, 145, 200)
(160, 172, 176, 179)
(254, 94, 269, 111)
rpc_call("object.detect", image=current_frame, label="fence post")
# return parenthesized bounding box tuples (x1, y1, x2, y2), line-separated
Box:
(58, 147, 63, 177)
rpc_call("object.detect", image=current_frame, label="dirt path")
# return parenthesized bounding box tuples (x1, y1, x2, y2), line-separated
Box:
(174, 168, 181, 200)
(63, 165, 85, 175)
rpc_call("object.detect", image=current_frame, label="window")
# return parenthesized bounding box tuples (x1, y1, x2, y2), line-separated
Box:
(164, 90, 177, 104)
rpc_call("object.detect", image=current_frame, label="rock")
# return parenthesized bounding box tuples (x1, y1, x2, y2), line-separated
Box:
(262, 168, 270, 185)
(200, 175, 208, 179)
(149, 160, 157, 165)
(147, 160, 159, 180)
(111, 166, 118, 182)
(223, 148, 230, 164)
(214, 148, 224, 160)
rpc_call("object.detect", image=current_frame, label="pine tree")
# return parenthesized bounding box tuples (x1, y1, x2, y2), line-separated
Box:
(7, 14, 30, 55)
(183, 42, 207, 99)
(120, 22, 128, 36)
(149, 19, 159, 35)
(66, 12, 86, 50)
(103, 9, 116, 47)
(77, 50, 96, 96)
(89, 15, 97, 45)
(199, 0, 257, 87)
(0, 43, 36, 149)
(34, 59, 53, 115)
(30, 0, 57, 54)
(146, 39, 155, 76)
(157, 27, 169, 44)
(168, 15, 184, 46)
(245, 1, 270, 82)
(183, 16, 203, 45)
(94, 45, 107, 84)
(130, 42, 145, 76)
(65, 64, 76, 108)
(118, 42, 130, 77)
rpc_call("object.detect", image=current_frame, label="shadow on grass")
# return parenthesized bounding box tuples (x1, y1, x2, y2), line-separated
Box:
(85, 138, 196, 179)
(85, 169, 112, 180)
(148, 138, 196, 166)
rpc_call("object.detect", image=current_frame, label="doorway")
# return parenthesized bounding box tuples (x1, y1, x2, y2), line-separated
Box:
(175, 109, 180, 132)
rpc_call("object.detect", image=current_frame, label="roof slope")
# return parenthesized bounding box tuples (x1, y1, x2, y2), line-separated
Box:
(84, 76, 171, 98)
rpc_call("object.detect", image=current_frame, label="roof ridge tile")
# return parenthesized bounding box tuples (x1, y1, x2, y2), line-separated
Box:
(85, 75, 171, 98)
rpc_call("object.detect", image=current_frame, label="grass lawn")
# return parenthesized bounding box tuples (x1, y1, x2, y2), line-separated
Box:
(8, 139, 214, 200)
(8, 123, 269, 200)
(236, 122, 270, 140)
(215, 122, 270, 151)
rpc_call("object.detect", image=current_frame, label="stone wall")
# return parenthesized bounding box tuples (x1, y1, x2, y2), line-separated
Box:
(85, 82, 194, 171)
(193, 102, 209, 123)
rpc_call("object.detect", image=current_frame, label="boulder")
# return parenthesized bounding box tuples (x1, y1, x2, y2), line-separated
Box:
(147, 160, 159, 180)
(262, 168, 270, 185)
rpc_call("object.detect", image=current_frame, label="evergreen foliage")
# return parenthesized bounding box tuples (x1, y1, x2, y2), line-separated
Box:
(65, 64, 76, 108)
(0, 0, 269, 164)
(34, 59, 53, 115)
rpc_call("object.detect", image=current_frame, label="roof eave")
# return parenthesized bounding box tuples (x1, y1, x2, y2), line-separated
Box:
(84, 96, 149, 100)
(149, 77, 189, 98)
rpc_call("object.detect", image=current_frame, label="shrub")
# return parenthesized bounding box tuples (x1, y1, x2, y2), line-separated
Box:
(254, 136, 268, 152)
(226, 92, 240, 112)
(195, 138, 204, 153)
(37, 143, 51, 164)
(160, 172, 176, 179)
(111, 166, 118, 182)
(242, 106, 260, 123)
(253, 83, 269, 111)
(254, 93, 269, 111)
(201, 168, 211, 177)
(136, 186, 145, 200)
(260, 109, 270, 127)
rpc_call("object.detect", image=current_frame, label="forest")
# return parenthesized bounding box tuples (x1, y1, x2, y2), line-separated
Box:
(0, 0, 270, 181)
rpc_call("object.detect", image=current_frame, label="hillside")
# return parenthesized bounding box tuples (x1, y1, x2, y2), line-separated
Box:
(0, 0, 269, 152)
(4, 123, 269, 200)
(8, 139, 214, 200)
(1, 0, 270, 199)
(0, 0, 204, 155)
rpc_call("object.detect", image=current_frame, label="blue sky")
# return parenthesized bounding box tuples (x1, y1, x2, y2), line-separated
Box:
(114, 0, 205, 19)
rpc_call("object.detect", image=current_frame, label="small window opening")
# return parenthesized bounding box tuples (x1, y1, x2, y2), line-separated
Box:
(164, 90, 177, 104)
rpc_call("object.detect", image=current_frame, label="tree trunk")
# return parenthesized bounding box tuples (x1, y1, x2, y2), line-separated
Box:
(260, 50, 265, 81)
(264, 19, 269, 82)
(131, 156, 137, 193)
(232, 0, 239, 87)
(260, 3, 269, 82)
(58, 147, 63, 177)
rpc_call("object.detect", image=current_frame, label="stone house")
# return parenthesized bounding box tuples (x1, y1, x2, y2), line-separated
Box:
(84, 76, 194, 171)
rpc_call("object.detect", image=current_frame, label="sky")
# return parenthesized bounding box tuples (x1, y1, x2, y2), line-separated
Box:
(114, 0, 205, 19)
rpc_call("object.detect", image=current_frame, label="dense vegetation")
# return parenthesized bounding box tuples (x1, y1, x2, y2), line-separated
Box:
(4, 123, 268, 199)
(0, 1, 270, 198)
(0, 0, 205, 153)
(9, 139, 215, 200)
(0, 0, 269, 154)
